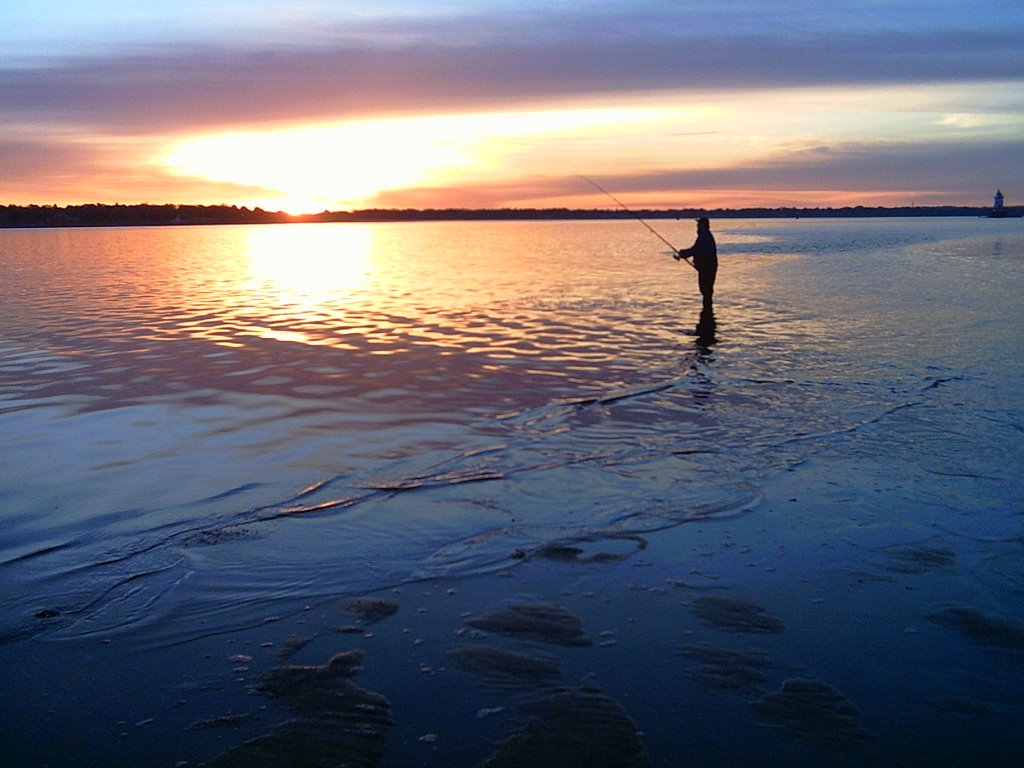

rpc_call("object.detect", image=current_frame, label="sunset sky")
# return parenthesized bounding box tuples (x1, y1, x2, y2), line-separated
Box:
(2, 1, 1022, 213)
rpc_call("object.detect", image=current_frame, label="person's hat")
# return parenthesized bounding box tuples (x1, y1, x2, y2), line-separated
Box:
(696, 216, 710, 226)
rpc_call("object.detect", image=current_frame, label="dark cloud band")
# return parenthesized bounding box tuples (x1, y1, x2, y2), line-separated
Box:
(2, 29, 1022, 132)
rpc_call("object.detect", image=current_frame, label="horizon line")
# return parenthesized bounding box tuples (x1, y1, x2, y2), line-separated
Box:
(3, 201, 1018, 230)
(3, 201, 1009, 214)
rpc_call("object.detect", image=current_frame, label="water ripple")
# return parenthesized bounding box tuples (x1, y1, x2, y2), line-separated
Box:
(2, 219, 1022, 643)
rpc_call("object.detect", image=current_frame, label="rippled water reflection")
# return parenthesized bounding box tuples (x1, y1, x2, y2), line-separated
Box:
(2, 218, 1022, 644)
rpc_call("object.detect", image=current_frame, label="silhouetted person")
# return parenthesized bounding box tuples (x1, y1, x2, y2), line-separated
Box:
(675, 217, 717, 310)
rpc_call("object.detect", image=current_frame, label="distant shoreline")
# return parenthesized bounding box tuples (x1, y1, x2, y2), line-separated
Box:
(2, 202, 1019, 229)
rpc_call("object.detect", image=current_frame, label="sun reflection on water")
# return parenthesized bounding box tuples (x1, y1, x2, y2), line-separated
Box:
(238, 223, 376, 347)
(245, 223, 374, 304)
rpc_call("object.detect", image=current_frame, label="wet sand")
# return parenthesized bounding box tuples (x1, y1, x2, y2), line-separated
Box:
(5, 450, 1021, 768)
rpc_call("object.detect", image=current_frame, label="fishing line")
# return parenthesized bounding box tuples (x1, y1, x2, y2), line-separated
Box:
(579, 175, 693, 268)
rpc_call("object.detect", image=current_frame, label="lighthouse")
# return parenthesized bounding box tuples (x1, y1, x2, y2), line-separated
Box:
(989, 189, 1008, 218)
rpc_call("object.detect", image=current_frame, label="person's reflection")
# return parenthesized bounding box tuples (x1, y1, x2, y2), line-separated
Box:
(694, 306, 717, 354)
(690, 307, 717, 404)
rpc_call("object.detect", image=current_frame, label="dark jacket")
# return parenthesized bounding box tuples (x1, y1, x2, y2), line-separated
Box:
(688, 229, 717, 272)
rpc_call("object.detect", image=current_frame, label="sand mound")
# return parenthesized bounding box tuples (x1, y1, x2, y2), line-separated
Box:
(682, 644, 772, 691)
(211, 649, 391, 767)
(448, 644, 562, 688)
(691, 595, 785, 634)
(465, 602, 592, 646)
(926, 606, 1024, 649)
(753, 677, 873, 750)
(341, 596, 399, 624)
(482, 684, 650, 767)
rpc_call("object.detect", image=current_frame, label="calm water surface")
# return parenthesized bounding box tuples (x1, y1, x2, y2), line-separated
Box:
(1, 218, 1022, 765)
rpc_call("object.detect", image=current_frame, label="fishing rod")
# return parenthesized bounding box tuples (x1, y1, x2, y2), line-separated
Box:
(579, 174, 696, 269)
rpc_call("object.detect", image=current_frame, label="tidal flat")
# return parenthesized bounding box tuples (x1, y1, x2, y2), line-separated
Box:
(6, 474, 1022, 767)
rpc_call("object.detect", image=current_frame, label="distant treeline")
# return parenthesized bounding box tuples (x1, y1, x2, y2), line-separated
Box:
(1, 202, 1017, 229)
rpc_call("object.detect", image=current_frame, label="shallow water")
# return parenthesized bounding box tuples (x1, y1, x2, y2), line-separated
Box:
(2, 217, 1023, 765)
